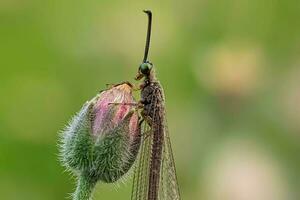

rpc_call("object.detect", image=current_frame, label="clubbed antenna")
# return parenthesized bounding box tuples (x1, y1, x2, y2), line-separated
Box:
(142, 10, 152, 63)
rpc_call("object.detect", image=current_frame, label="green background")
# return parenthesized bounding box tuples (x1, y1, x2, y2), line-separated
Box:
(1, 1, 300, 199)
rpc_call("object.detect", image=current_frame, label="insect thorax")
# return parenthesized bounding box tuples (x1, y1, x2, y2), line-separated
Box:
(140, 80, 164, 127)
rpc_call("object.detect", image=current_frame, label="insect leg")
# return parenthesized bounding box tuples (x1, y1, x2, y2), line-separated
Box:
(139, 117, 153, 140)
(139, 118, 144, 126)
(143, 129, 153, 141)
(108, 102, 144, 109)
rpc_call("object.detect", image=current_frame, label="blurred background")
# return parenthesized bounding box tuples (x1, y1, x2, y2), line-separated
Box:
(0, 0, 300, 199)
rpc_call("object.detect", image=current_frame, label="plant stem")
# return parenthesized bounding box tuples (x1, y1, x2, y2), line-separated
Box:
(73, 174, 97, 200)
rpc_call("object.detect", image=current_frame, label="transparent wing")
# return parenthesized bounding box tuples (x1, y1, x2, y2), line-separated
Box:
(131, 91, 158, 200)
(131, 87, 180, 200)
(131, 121, 153, 200)
(158, 116, 181, 200)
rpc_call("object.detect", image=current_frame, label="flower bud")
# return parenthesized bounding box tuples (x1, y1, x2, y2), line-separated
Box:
(60, 83, 140, 183)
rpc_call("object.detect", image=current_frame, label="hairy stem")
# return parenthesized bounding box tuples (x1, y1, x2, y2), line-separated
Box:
(73, 174, 97, 200)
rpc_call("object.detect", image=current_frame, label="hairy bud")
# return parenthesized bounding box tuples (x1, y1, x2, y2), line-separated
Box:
(60, 83, 140, 185)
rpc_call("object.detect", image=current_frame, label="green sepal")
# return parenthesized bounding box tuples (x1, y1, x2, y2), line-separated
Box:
(60, 102, 94, 172)
(92, 110, 140, 183)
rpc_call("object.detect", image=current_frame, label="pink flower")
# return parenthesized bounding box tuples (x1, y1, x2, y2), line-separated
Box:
(91, 83, 139, 142)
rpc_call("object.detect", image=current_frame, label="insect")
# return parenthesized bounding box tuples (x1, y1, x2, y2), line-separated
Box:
(131, 10, 181, 200)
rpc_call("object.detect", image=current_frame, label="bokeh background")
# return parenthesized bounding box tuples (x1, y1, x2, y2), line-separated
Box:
(1, 0, 300, 199)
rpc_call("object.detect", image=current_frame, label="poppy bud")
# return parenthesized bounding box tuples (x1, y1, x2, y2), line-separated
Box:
(60, 83, 140, 199)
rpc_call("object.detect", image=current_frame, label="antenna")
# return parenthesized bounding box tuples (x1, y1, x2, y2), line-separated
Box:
(142, 10, 152, 63)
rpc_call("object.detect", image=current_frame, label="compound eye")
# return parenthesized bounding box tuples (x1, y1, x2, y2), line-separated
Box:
(140, 63, 152, 74)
